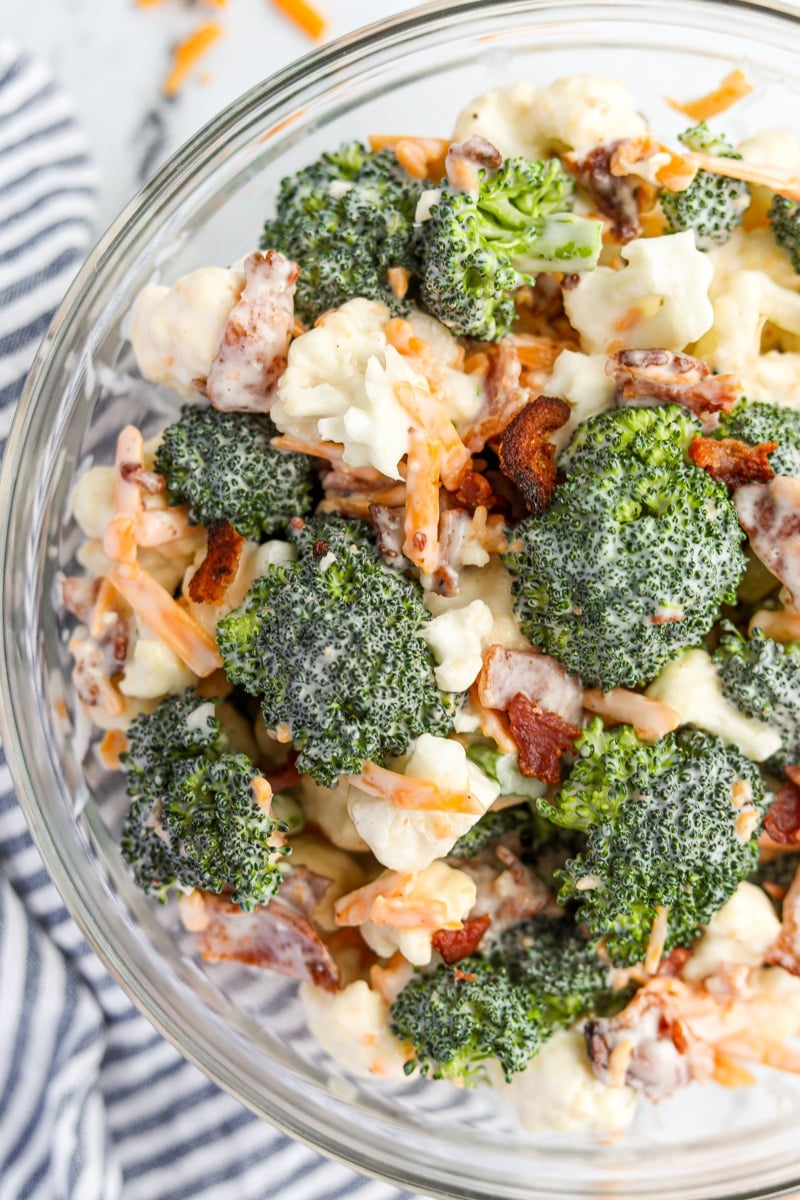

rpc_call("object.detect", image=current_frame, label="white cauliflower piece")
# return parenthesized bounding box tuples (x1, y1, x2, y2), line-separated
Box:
(408, 309, 482, 423)
(453, 75, 647, 161)
(750, 966, 800, 1039)
(130, 264, 245, 399)
(564, 232, 713, 354)
(348, 735, 499, 871)
(300, 979, 411, 1080)
(359, 861, 477, 966)
(542, 350, 616, 450)
(706, 227, 800, 298)
(488, 1029, 637, 1135)
(424, 556, 529, 651)
(70, 466, 115, 540)
(289, 834, 367, 932)
(296, 776, 369, 853)
(683, 883, 782, 984)
(422, 599, 494, 692)
(118, 617, 198, 700)
(645, 648, 781, 762)
(738, 130, 800, 232)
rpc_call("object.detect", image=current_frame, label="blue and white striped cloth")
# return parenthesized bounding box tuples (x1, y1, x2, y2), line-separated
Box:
(0, 41, 414, 1200)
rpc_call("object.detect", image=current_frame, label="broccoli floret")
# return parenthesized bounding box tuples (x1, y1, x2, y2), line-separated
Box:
(418, 157, 602, 340)
(660, 122, 749, 249)
(216, 517, 457, 786)
(719, 399, 800, 479)
(503, 406, 747, 689)
(260, 141, 420, 324)
(715, 623, 800, 773)
(390, 914, 607, 1082)
(539, 720, 767, 966)
(466, 744, 546, 801)
(769, 194, 800, 273)
(120, 690, 288, 910)
(154, 405, 316, 540)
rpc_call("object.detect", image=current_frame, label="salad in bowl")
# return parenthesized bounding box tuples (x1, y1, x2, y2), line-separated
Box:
(60, 64, 800, 1139)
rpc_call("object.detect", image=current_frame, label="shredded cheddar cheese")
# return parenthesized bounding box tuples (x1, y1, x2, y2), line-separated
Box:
(666, 68, 754, 122)
(163, 22, 223, 98)
(270, 0, 327, 41)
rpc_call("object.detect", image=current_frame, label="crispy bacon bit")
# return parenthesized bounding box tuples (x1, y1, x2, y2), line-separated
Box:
(461, 342, 533, 454)
(445, 136, 503, 192)
(266, 754, 301, 796)
(190, 892, 340, 991)
(477, 645, 583, 724)
(453, 468, 498, 512)
(763, 769, 800, 847)
(607, 348, 740, 424)
(766, 861, 800, 975)
(120, 463, 165, 493)
(689, 436, 777, 490)
(456, 855, 547, 933)
(735, 477, 800, 608)
(278, 863, 332, 919)
(499, 395, 570, 515)
(207, 250, 299, 414)
(507, 694, 580, 783)
(565, 141, 641, 242)
(430, 506, 507, 597)
(433, 915, 491, 964)
(369, 504, 410, 571)
(61, 577, 101, 623)
(657, 947, 692, 979)
(187, 521, 246, 606)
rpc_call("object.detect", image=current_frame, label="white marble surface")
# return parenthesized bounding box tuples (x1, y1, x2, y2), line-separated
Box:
(6, 0, 412, 228)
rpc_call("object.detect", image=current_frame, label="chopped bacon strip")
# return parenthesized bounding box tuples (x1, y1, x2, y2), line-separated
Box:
(456, 855, 547, 934)
(461, 342, 533, 454)
(69, 633, 125, 715)
(432, 915, 491, 964)
(453, 468, 499, 513)
(369, 504, 410, 571)
(445, 137, 502, 192)
(278, 863, 332, 919)
(565, 141, 641, 242)
(189, 892, 340, 991)
(120, 463, 165, 493)
(207, 250, 299, 414)
(607, 348, 740, 423)
(582, 687, 680, 743)
(507, 694, 580, 783)
(689, 436, 777, 490)
(187, 521, 246, 606)
(430, 506, 507, 596)
(266, 754, 302, 796)
(666, 69, 754, 122)
(477, 645, 583, 724)
(763, 768, 800, 847)
(61, 577, 101, 623)
(766, 860, 800, 975)
(735, 477, 800, 608)
(499, 395, 570, 515)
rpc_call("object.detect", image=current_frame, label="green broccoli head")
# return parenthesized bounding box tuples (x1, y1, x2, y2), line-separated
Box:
(503, 405, 747, 689)
(153, 405, 316, 540)
(660, 122, 749, 249)
(539, 720, 767, 966)
(120, 690, 288, 910)
(215, 517, 458, 786)
(769, 194, 800, 274)
(418, 157, 602, 340)
(260, 141, 420, 324)
(715, 623, 800, 774)
(719, 399, 800, 478)
(390, 914, 608, 1083)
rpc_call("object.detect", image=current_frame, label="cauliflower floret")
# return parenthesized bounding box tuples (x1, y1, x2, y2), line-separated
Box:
(129, 264, 245, 399)
(750, 966, 800, 1039)
(563, 232, 714, 354)
(288, 834, 367, 932)
(453, 75, 647, 161)
(360, 861, 477, 966)
(185, 538, 296, 636)
(683, 883, 782, 984)
(296, 776, 369, 853)
(424, 555, 530, 651)
(408, 309, 482, 424)
(70, 466, 115, 540)
(300, 979, 412, 1080)
(347, 735, 499, 871)
(422, 599, 494, 692)
(646, 648, 781, 763)
(738, 130, 800, 231)
(118, 617, 198, 700)
(488, 1029, 638, 1135)
(542, 350, 616, 451)
(706, 227, 800, 298)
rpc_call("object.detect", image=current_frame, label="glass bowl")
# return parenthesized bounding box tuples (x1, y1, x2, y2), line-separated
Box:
(5, 1, 800, 1196)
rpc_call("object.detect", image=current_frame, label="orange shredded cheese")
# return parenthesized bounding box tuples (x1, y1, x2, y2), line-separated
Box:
(750, 609, 800, 643)
(270, 0, 326, 41)
(403, 431, 441, 575)
(369, 136, 450, 183)
(681, 151, 800, 202)
(163, 22, 223, 98)
(350, 761, 483, 814)
(97, 729, 129, 771)
(644, 905, 670, 975)
(666, 68, 754, 122)
(393, 380, 470, 490)
(387, 266, 411, 301)
(711, 1050, 756, 1089)
(582, 688, 680, 743)
(467, 683, 517, 755)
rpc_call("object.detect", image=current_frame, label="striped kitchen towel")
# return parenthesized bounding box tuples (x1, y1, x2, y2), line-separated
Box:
(0, 40, 413, 1200)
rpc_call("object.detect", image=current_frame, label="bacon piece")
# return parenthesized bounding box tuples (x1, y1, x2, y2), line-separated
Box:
(207, 250, 299, 414)
(607, 348, 740, 423)
(429, 506, 507, 596)
(266, 755, 302, 796)
(735, 476, 800, 607)
(69, 632, 125, 714)
(461, 342, 533, 454)
(507, 694, 580, 783)
(120, 463, 165, 494)
(477, 645, 583, 724)
(689, 436, 777, 490)
(456, 855, 547, 934)
(61, 577, 101, 623)
(187, 521, 246, 606)
(763, 768, 800, 847)
(453, 468, 499, 513)
(191, 892, 340, 991)
(445, 136, 502, 192)
(369, 503, 411, 571)
(656, 947, 692, 979)
(566, 141, 641, 243)
(766, 860, 800, 975)
(278, 863, 333, 919)
(432, 914, 491, 964)
(498, 395, 570, 515)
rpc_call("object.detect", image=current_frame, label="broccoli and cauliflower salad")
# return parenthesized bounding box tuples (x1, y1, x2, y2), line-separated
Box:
(62, 68, 800, 1136)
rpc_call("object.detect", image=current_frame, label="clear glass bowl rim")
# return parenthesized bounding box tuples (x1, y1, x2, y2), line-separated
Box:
(5, 1, 800, 1197)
